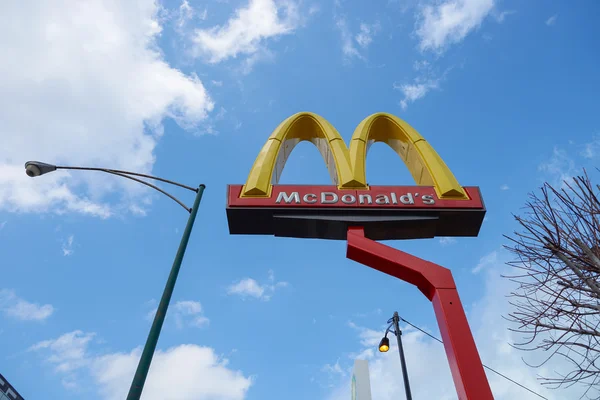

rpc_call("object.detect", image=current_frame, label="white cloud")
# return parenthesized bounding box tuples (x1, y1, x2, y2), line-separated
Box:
(192, 0, 300, 66)
(198, 8, 208, 21)
(326, 250, 582, 400)
(439, 237, 457, 246)
(174, 300, 210, 328)
(322, 360, 344, 376)
(394, 78, 440, 110)
(227, 279, 266, 298)
(145, 299, 209, 328)
(355, 22, 380, 49)
(546, 14, 558, 26)
(177, 0, 193, 28)
(413, 60, 430, 71)
(494, 9, 516, 23)
(308, 4, 320, 15)
(173, 1, 207, 36)
(30, 330, 252, 399)
(334, 6, 380, 62)
(500, 184, 509, 190)
(416, 0, 495, 52)
(93, 345, 252, 400)
(29, 330, 95, 374)
(581, 135, 600, 159)
(227, 269, 288, 301)
(0, 0, 214, 218)
(335, 17, 363, 61)
(539, 136, 600, 189)
(0, 289, 54, 321)
(62, 234, 75, 256)
(472, 250, 498, 274)
(538, 146, 577, 188)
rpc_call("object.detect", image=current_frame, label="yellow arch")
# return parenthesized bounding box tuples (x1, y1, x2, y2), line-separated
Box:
(241, 112, 468, 200)
(349, 113, 468, 199)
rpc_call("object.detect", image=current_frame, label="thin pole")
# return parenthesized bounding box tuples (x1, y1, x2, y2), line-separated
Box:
(393, 311, 413, 400)
(126, 184, 205, 400)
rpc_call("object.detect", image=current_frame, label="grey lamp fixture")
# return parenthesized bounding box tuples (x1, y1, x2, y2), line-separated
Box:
(25, 161, 57, 177)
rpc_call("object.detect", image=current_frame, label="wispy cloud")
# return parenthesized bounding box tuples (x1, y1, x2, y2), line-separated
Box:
(394, 60, 453, 109)
(176, 0, 195, 30)
(500, 184, 509, 191)
(62, 235, 75, 256)
(192, 0, 301, 69)
(546, 14, 558, 26)
(173, 300, 210, 328)
(0, 221, 6, 230)
(29, 330, 95, 373)
(472, 250, 498, 274)
(145, 299, 209, 328)
(415, 0, 496, 53)
(334, 0, 379, 62)
(538, 147, 577, 188)
(581, 135, 600, 159)
(0, 289, 54, 321)
(335, 16, 363, 61)
(439, 237, 457, 246)
(227, 270, 288, 301)
(355, 22, 381, 49)
(322, 360, 345, 377)
(395, 78, 440, 110)
(494, 9, 516, 23)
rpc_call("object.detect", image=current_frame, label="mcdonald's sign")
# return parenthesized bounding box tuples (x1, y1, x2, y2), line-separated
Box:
(227, 112, 485, 240)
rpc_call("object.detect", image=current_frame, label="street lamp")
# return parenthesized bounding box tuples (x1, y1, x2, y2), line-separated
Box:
(378, 311, 412, 400)
(24, 161, 205, 400)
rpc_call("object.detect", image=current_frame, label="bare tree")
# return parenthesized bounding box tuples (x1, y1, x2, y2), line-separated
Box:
(504, 170, 600, 399)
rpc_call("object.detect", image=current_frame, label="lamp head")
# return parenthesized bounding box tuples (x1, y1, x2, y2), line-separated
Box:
(25, 161, 57, 177)
(378, 336, 390, 353)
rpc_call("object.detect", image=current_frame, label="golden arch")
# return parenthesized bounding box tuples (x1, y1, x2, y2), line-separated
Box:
(241, 112, 469, 200)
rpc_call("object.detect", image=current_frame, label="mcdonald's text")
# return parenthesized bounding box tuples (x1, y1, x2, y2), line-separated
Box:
(227, 185, 484, 210)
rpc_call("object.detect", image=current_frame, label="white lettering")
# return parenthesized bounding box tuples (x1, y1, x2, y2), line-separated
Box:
(341, 194, 356, 204)
(273, 190, 439, 206)
(303, 193, 317, 203)
(276, 191, 300, 204)
(359, 194, 372, 204)
(321, 192, 339, 204)
(422, 195, 435, 205)
(400, 193, 414, 205)
(375, 194, 390, 204)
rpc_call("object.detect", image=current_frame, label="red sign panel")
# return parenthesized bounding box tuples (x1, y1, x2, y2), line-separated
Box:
(227, 185, 484, 210)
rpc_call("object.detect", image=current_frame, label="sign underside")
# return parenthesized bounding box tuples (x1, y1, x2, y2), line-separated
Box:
(227, 185, 486, 241)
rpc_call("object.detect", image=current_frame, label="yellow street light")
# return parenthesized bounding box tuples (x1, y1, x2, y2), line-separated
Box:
(378, 336, 390, 352)
(378, 312, 412, 399)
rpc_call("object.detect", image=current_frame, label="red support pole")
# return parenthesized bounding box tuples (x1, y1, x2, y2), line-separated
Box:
(346, 227, 493, 400)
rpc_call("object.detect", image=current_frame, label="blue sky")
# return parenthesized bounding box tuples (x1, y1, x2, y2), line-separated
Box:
(1, 0, 600, 399)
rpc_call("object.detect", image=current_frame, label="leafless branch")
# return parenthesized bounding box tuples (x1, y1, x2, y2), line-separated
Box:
(504, 170, 600, 399)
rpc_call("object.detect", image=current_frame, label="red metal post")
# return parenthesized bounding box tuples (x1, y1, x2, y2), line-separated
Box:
(346, 227, 493, 400)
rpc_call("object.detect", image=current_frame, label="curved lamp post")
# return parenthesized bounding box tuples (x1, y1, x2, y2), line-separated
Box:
(378, 311, 413, 400)
(25, 161, 205, 400)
